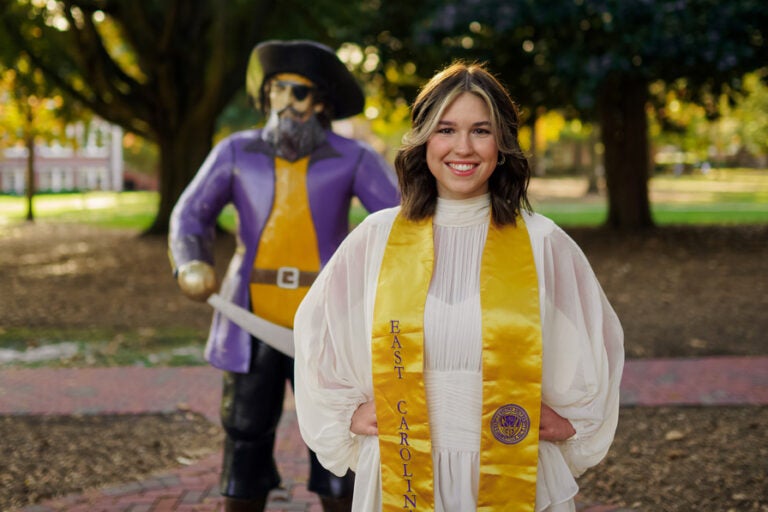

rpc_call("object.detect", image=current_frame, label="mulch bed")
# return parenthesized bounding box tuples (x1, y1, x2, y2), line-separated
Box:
(1, 221, 766, 511)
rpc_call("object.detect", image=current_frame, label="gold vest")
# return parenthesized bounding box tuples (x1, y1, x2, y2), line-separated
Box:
(250, 156, 321, 328)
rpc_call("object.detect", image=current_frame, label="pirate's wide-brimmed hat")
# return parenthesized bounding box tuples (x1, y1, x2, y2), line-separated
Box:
(246, 39, 365, 120)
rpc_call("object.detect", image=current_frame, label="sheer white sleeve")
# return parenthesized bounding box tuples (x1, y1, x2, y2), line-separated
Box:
(529, 213, 625, 478)
(293, 209, 396, 477)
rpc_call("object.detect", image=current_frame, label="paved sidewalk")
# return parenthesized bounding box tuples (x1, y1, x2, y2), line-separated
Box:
(1, 356, 766, 512)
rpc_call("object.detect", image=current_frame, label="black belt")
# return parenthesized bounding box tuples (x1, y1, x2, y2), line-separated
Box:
(251, 267, 318, 289)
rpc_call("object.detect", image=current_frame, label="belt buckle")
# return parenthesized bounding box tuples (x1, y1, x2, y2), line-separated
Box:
(276, 266, 300, 289)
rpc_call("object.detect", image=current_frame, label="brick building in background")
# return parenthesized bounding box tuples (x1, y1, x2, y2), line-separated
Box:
(0, 119, 124, 194)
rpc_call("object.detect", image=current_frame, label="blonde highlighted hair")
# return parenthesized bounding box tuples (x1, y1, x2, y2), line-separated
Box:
(394, 61, 532, 225)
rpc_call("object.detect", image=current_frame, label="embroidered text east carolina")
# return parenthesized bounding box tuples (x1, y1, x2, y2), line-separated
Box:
(390, 319, 417, 508)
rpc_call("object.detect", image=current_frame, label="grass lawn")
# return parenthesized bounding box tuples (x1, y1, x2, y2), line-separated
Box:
(529, 168, 768, 226)
(1, 169, 764, 367)
(0, 326, 209, 368)
(2, 168, 765, 230)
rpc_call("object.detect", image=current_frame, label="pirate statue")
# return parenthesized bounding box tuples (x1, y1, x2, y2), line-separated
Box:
(168, 40, 400, 512)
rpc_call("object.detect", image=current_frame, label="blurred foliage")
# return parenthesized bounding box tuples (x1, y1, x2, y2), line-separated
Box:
(0, 46, 94, 219)
(277, 0, 765, 228)
(726, 70, 768, 156)
(1, 0, 765, 230)
(0, 61, 68, 147)
(378, 0, 767, 228)
(214, 89, 263, 142)
(649, 70, 768, 164)
(122, 132, 158, 177)
(0, 0, 268, 139)
(406, 0, 766, 115)
(0, 0, 366, 232)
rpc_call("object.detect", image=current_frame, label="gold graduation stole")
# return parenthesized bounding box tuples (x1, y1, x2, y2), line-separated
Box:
(371, 213, 542, 511)
(250, 156, 321, 328)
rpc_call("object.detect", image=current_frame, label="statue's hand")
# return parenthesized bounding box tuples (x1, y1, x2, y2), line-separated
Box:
(177, 260, 217, 302)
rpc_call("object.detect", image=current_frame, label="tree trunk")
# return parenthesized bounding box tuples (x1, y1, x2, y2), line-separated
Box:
(25, 133, 35, 222)
(529, 108, 545, 176)
(599, 76, 654, 230)
(23, 100, 36, 222)
(144, 121, 215, 235)
(586, 129, 601, 195)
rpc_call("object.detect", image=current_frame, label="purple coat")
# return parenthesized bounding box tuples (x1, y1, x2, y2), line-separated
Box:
(169, 129, 400, 372)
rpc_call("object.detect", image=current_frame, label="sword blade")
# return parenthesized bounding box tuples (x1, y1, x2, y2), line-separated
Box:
(206, 293, 295, 358)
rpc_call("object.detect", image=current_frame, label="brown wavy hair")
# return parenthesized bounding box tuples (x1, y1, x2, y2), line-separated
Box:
(394, 61, 532, 226)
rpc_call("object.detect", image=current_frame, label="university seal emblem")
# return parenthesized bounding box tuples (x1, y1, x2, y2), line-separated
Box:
(490, 403, 530, 445)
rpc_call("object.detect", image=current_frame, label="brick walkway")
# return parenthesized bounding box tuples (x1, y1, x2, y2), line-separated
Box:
(1, 356, 766, 512)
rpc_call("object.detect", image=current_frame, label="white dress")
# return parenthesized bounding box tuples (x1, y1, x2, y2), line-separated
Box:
(293, 194, 624, 512)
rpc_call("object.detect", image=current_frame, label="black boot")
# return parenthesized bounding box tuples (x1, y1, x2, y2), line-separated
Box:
(224, 496, 267, 512)
(319, 494, 353, 512)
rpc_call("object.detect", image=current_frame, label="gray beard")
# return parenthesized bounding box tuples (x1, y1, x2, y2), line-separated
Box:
(261, 111, 326, 161)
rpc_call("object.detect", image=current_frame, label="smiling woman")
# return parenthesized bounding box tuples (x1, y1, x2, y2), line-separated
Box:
(426, 92, 498, 200)
(292, 61, 624, 512)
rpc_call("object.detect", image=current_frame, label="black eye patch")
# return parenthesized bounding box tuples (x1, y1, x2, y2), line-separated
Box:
(290, 84, 312, 101)
(274, 81, 314, 101)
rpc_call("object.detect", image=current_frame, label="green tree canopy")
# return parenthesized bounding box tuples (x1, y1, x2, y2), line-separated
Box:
(362, 0, 767, 228)
(0, 42, 91, 221)
(4, 0, 765, 231)
(0, 0, 358, 233)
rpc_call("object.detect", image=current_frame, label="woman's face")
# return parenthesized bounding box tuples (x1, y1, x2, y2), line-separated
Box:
(426, 92, 498, 200)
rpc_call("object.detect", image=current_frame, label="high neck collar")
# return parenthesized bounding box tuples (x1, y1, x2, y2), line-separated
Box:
(434, 194, 490, 227)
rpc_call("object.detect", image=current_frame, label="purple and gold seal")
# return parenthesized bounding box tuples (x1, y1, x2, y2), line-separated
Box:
(490, 403, 530, 445)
